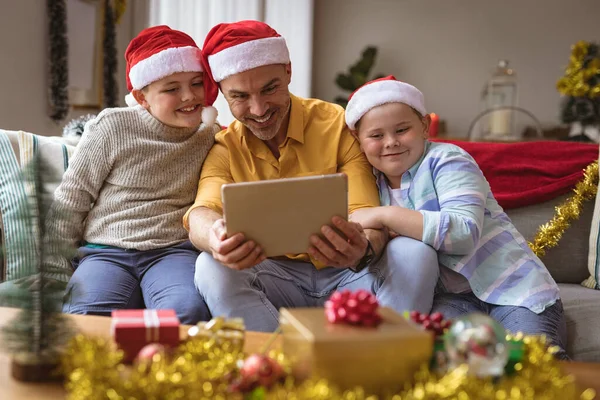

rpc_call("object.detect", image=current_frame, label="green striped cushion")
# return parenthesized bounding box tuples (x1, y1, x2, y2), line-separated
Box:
(0, 130, 75, 282)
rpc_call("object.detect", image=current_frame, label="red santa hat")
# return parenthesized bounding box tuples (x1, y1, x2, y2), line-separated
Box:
(124, 25, 217, 125)
(200, 20, 290, 107)
(345, 75, 426, 130)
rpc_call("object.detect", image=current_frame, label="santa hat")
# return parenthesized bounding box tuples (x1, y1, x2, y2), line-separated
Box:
(200, 20, 290, 106)
(345, 75, 426, 130)
(124, 25, 217, 125)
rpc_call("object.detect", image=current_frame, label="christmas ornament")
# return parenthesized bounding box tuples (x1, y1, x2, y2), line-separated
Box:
(407, 310, 452, 337)
(134, 343, 166, 365)
(62, 332, 593, 400)
(444, 313, 509, 377)
(324, 289, 382, 327)
(229, 354, 285, 393)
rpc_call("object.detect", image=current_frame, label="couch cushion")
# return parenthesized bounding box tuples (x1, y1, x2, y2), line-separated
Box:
(559, 283, 600, 362)
(506, 193, 594, 284)
(0, 130, 76, 282)
(0, 132, 34, 281)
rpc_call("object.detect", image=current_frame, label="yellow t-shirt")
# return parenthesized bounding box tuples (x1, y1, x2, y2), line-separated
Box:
(184, 93, 379, 266)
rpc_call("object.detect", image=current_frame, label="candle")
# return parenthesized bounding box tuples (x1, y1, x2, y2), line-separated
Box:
(489, 110, 511, 136)
(429, 113, 439, 137)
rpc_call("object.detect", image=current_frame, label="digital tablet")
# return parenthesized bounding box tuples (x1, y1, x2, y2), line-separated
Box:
(221, 173, 348, 257)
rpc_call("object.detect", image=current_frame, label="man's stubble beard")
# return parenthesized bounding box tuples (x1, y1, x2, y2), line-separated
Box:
(244, 98, 291, 141)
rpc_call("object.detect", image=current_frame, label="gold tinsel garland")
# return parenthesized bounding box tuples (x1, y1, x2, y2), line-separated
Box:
(528, 161, 598, 258)
(61, 334, 596, 400)
(60, 163, 600, 399)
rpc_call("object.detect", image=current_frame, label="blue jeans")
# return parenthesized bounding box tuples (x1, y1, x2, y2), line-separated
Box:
(195, 236, 440, 332)
(62, 241, 210, 324)
(432, 292, 569, 360)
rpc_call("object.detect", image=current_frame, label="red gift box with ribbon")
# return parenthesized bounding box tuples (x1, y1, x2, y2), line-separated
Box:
(110, 309, 180, 363)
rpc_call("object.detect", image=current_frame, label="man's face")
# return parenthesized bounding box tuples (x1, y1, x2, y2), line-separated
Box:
(220, 64, 292, 141)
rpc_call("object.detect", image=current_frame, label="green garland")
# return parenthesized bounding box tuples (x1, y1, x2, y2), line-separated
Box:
(47, 0, 69, 122)
(103, 0, 118, 108)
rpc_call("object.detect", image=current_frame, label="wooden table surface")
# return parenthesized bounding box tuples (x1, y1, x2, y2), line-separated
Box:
(1, 307, 599, 398)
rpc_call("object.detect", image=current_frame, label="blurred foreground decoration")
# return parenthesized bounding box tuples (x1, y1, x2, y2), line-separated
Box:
(557, 41, 600, 143)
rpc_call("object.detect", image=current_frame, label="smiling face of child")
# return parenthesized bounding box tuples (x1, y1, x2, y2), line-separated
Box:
(133, 71, 206, 129)
(355, 102, 430, 188)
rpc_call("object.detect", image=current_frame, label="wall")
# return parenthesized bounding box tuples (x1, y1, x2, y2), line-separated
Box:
(3, 1, 597, 138)
(313, 0, 600, 137)
(0, 0, 148, 136)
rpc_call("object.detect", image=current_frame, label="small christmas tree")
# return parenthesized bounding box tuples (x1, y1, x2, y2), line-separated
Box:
(334, 46, 386, 108)
(556, 41, 600, 142)
(1, 154, 75, 381)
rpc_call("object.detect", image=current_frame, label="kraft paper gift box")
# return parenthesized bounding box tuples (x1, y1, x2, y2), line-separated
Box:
(110, 309, 180, 363)
(280, 307, 433, 394)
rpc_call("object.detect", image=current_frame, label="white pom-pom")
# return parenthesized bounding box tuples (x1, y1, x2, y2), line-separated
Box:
(201, 106, 218, 126)
(125, 93, 138, 107)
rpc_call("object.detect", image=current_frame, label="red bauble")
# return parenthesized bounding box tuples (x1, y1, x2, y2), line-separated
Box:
(135, 343, 166, 364)
(230, 354, 284, 392)
(324, 289, 382, 327)
(408, 311, 452, 337)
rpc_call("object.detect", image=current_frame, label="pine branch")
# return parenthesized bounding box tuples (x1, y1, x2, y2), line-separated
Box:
(1, 154, 75, 361)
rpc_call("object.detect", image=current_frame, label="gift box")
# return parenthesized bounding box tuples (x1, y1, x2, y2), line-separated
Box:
(110, 309, 180, 363)
(187, 317, 246, 353)
(280, 307, 433, 394)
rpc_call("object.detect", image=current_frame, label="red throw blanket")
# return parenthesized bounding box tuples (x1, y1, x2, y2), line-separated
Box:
(433, 140, 598, 209)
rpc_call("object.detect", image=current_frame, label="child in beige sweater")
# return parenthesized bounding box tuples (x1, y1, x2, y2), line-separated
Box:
(49, 26, 220, 324)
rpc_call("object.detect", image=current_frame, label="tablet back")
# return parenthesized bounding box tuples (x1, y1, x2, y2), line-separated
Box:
(221, 173, 348, 257)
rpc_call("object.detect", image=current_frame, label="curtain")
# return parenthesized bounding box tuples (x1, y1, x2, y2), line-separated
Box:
(148, 0, 314, 126)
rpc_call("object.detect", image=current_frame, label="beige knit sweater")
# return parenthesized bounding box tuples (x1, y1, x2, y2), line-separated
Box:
(49, 105, 219, 251)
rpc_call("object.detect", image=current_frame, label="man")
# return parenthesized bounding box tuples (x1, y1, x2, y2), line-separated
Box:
(184, 20, 439, 331)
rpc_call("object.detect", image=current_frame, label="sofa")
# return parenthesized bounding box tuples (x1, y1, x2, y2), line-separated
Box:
(1, 128, 599, 361)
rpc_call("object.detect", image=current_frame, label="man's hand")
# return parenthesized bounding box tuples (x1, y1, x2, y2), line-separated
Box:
(308, 216, 368, 269)
(349, 207, 385, 230)
(208, 219, 266, 270)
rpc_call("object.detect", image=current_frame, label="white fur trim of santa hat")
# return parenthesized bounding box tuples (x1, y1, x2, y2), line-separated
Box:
(345, 80, 427, 130)
(129, 46, 203, 90)
(207, 37, 290, 82)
